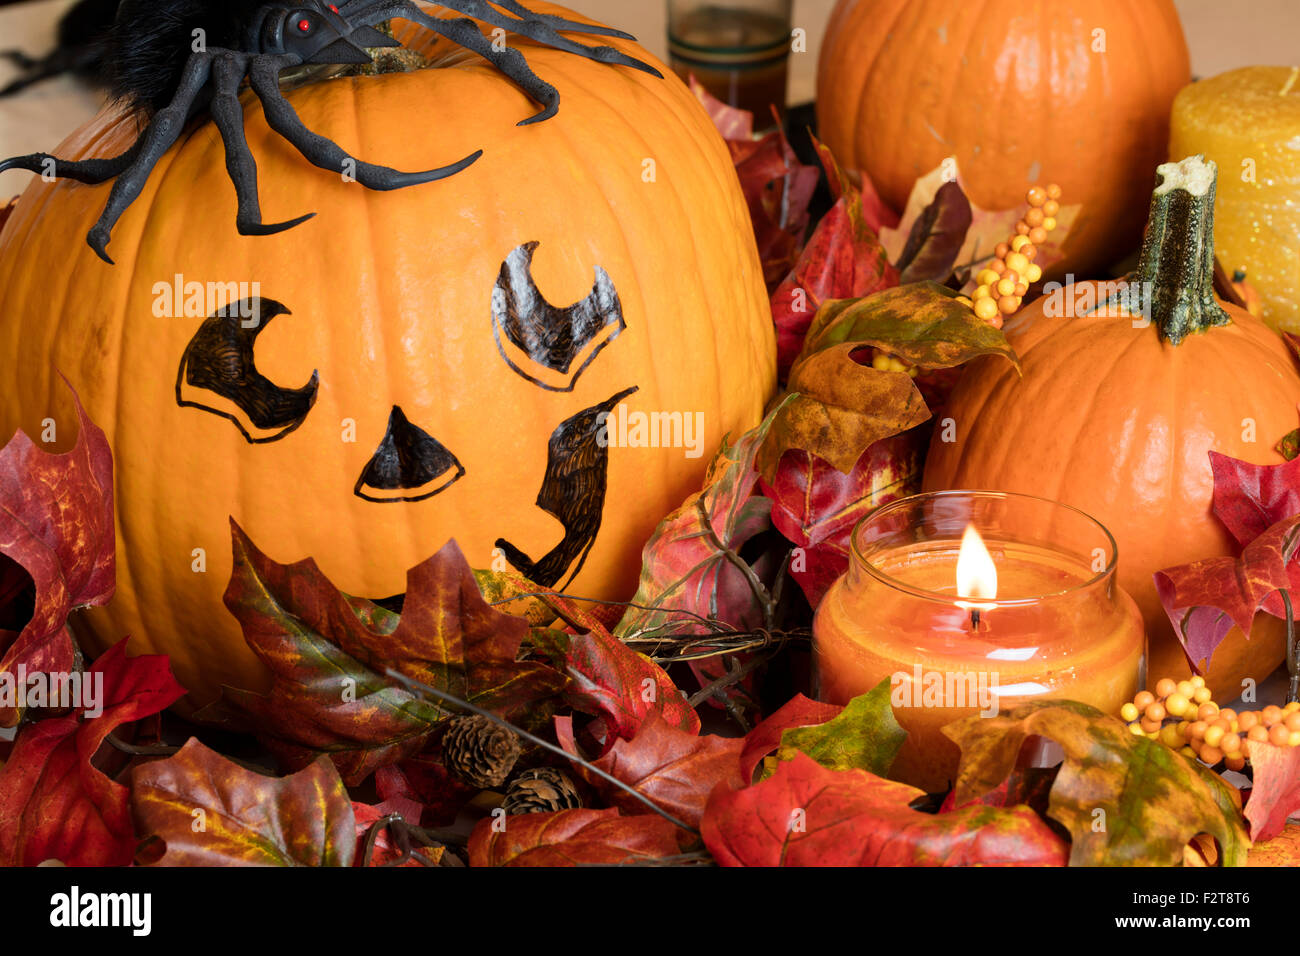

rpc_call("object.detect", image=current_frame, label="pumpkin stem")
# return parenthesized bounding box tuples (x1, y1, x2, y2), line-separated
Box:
(1132, 154, 1231, 345)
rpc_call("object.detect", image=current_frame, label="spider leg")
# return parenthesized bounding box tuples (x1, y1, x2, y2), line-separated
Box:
(0, 50, 41, 70)
(248, 53, 482, 190)
(0, 141, 143, 184)
(208, 52, 315, 236)
(85, 52, 216, 263)
(338, 0, 637, 42)
(348, 1, 661, 79)
(383, 10, 563, 124)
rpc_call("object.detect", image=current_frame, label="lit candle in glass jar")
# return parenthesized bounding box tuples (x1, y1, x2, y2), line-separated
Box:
(813, 491, 1146, 793)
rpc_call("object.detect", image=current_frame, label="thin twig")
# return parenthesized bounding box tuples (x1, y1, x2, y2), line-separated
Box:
(695, 497, 776, 629)
(1284, 589, 1298, 705)
(383, 669, 699, 836)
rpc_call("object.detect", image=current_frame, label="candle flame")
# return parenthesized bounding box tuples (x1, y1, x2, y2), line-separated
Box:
(956, 523, 997, 606)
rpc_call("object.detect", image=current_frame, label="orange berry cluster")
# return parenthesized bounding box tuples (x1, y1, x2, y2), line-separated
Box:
(1121, 676, 1300, 771)
(971, 183, 1061, 327)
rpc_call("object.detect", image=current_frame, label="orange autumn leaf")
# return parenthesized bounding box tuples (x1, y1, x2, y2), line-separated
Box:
(468, 807, 691, 867)
(701, 752, 1067, 866)
(945, 700, 1250, 866)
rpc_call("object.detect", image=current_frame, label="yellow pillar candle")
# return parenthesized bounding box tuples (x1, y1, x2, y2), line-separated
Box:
(1171, 67, 1300, 332)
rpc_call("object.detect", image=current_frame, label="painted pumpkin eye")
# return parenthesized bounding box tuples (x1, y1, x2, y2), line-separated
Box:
(175, 298, 319, 443)
(495, 385, 638, 588)
(353, 406, 465, 503)
(491, 242, 625, 392)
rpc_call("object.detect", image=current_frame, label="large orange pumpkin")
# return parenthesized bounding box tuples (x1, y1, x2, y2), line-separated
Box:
(816, 0, 1190, 276)
(924, 156, 1300, 699)
(0, 8, 775, 710)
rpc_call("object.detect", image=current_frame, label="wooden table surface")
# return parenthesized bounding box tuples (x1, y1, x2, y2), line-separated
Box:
(0, 0, 1297, 164)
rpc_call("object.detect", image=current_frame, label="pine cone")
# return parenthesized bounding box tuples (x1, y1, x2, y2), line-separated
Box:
(503, 768, 583, 815)
(442, 716, 521, 789)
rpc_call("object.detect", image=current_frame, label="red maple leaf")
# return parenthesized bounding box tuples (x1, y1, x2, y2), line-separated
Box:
(701, 752, 1067, 866)
(0, 391, 114, 727)
(1243, 740, 1300, 843)
(0, 639, 185, 866)
(559, 711, 745, 828)
(761, 436, 922, 607)
(739, 693, 842, 781)
(468, 807, 691, 867)
(1155, 514, 1300, 671)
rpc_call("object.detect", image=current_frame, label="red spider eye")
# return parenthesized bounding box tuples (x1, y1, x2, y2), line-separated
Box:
(329, 4, 339, 11)
(298, 18, 311, 31)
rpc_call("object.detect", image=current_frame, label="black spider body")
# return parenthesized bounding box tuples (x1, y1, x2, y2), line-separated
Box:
(1, 0, 661, 263)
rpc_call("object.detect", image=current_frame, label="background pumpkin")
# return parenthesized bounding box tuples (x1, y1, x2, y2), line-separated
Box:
(815, 0, 1190, 277)
(924, 156, 1300, 700)
(0, 7, 776, 710)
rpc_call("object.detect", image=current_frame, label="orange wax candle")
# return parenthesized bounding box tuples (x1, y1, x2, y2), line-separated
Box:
(813, 491, 1145, 794)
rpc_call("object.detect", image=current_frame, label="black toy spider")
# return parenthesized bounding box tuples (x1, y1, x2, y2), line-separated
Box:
(0, 0, 660, 263)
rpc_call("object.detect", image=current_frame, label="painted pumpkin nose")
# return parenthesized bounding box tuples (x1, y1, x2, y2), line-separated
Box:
(353, 405, 465, 503)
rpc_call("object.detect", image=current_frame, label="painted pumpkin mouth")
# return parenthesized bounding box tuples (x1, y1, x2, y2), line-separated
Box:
(352, 405, 465, 503)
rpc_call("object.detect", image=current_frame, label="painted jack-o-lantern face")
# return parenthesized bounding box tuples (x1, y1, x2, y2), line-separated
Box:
(0, 12, 775, 710)
(174, 241, 640, 591)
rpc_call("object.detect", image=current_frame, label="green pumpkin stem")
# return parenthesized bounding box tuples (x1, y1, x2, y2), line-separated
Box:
(1133, 155, 1231, 345)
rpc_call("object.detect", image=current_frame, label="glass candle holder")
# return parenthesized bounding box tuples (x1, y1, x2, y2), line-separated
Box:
(813, 491, 1146, 794)
(667, 0, 793, 119)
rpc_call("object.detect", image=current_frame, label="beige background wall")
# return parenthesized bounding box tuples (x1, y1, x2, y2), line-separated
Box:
(0, 0, 1297, 160)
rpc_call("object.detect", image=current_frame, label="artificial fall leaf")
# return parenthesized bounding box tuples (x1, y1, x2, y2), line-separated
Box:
(132, 739, 355, 866)
(1154, 513, 1300, 673)
(769, 141, 900, 378)
(1207, 449, 1300, 547)
(939, 767, 1059, 820)
(615, 405, 780, 644)
(468, 807, 691, 867)
(208, 524, 565, 784)
(1276, 429, 1299, 462)
(1245, 822, 1300, 866)
(740, 693, 842, 782)
(756, 345, 929, 484)
(761, 435, 922, 606)
(0, 391, 114, 727)
(945, 700, 1250, 867)
(372, 747, 481, 828)
(689, 75, 753, 141)
(353, 799, 444, 867)
(810, 134, 899, 235)
(702, 752, 1067, 867)
(0, 639, 184, 866)
(798, 283, 1021, 373)
(560, 712, 745, 828)
(1242, 739, 1300, 843)
(532, 627, 699, 742)
(879, 160, 1080, 280)
(772, 678, 906, 779)
(893, 181, 974, 284)
(693, 76, 820, 290)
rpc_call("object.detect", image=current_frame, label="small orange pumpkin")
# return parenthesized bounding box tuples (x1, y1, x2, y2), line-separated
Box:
(924, 156, 1300, 700)
(816, 0, 1190, 276)
(0, 7, 776, 709)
